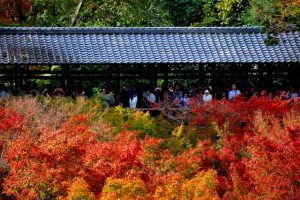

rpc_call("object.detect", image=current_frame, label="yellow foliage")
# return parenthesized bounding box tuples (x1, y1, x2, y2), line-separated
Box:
(154, 169, 220, 200)
(216, 0, 243, 24)
(101, 178, 146, 200)
(153, 179, 181, 200)
(66, 177, 96, 200)
(171, 124, 184, 138)
(181, 169, 220, 200)
(105, 106, 156, 137)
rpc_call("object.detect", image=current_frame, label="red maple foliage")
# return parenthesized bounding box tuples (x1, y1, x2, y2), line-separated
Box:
(3, 114, 159, 198)
(242, 112, 300, 199)
(191, 97, 300, 198)
(0, 107, 23, 133)
(1, 97, 300, 199)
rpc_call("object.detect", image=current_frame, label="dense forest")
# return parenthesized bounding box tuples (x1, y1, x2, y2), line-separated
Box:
(0, 0, 299, 30)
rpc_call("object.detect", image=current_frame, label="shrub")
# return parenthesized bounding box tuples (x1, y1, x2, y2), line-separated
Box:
(153, 175, 182, 200)
(154, 169, 220, 200)
(104, 106, 158, 138)
(3, 96, 107, 136)
(181, 169, 220, 200)
(242, 111, 300, 199)
(101, 178, 146, 200)
(3, 115, 100, 199)
(66, 178, 96, 200)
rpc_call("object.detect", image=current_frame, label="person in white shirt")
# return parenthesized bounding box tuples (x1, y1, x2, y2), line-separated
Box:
(203, 89, 212, 102)
(146, 89, 156, 104)
(129, 91, 138, 109)
(228, 84, 241, 101)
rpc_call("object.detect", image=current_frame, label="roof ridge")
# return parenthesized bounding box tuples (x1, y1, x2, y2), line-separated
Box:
(0, 26, 263, 34)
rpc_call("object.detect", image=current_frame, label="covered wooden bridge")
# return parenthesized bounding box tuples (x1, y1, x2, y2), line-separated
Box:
(0, 26, 300, 97)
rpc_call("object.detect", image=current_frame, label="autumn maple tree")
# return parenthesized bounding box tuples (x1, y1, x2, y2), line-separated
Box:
(1, 96, 300, 199)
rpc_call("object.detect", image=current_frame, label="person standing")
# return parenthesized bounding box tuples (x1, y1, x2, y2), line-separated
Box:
(181, 93, 190, 108)
(203, 89, 212, 102)
(228, 84, 241, 101)
(146, 89, 156, 105)
(0, 84, 9, 100)
(129, 91, 138, 109)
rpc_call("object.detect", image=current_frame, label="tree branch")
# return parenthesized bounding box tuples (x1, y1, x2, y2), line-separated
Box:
(71, 0, 85, 27)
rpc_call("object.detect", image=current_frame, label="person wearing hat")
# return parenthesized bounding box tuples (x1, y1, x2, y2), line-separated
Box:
(203, 89, 212, 102)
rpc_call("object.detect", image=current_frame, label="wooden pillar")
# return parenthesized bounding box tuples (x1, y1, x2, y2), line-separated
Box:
(265, 63, 273, 91)
(258, 63, 265, 89)
(60, 65, 66, 91)
(198, 64, 202, 85)
(210, 64, 216, 92)
(163, 64, 169, 91)
(63, 65, 72, 95)
(151, 64, 158, 87)
(14, 65, 19, 94)
(20, 65, 24, 92)
(115, 65, 120, 105)
(289, 63, 299, 87)
(7, 65, 14, 92)
(107, 64, 112, 85)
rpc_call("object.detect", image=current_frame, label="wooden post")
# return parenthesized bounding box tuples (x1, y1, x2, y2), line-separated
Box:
(19, 65, 24, 92)
(64, 65, 72, 95)
(288, 63, 299, 87)
(151, 64, 158, 87)
(265, 63, 273, 91)
(163, 64, 169, 90)
(258, 63, 265, 89)
(163, 64, 169, 102)
(198, 64, 203, 86)
(210, 64, 216, 94)
(60, 65, 66, 91)
(14, 65, 19, 94)
(115, 65, 120, 105)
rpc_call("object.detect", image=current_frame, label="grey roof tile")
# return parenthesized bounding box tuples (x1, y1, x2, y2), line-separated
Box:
(0, 27, 299, 64)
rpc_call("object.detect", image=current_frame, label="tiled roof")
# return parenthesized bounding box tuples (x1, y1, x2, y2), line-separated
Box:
(0, 27, 299, 64)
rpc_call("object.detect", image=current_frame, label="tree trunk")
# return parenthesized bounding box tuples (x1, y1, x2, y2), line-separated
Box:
(71, 0, 85, 26)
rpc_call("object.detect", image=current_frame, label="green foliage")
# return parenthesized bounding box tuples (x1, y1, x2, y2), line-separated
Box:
(84, 0, 171, 27)
(198, 0, 221, 26)
(264, 35, 279, 46)
(216, 0, 249, 25)
(165, 0, 205, 26)
(153, 114, 175, 138)
(162, 124, 198, 155)
(247, 0, 300, 30)
(104, 106, 157, 138)
(29, 0, 79, 26)
(211, 122, 230, 151)
(3, 0, 298, 36)
(240, 7, 261, 25)
(11, 0, 171, 27)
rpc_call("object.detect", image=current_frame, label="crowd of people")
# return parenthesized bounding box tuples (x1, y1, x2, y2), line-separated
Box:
(118, 82, 300, 110)
(1, 81, 300, 109)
